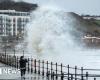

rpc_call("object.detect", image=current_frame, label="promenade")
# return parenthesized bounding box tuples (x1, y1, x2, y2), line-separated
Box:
(0, 62, 48, 80)
(0, 53, 100, 80)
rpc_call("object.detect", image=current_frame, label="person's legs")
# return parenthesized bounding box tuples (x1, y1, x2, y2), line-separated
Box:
(20, 69, 23, 77)
(23, 69, 26, 76)
(21, 69, 25, 77)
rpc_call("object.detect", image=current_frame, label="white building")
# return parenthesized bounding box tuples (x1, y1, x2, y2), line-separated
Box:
(82, 16, 100, 20)
(0, 10, 30, 37)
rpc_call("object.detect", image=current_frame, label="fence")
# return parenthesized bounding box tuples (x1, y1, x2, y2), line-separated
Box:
(0, 53, 100, 80)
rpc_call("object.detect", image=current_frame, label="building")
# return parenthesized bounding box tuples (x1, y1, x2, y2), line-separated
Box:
(81, 15, 100, 20)
(0, 10, 30, 38)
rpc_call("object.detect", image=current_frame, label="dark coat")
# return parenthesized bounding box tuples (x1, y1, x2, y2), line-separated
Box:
(19, 58, 27, 69)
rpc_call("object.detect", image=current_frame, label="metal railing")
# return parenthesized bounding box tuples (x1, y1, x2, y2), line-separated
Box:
(0, 52, 100, 80)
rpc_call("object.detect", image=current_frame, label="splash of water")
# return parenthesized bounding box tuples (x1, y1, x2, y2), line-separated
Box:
(26, 6, 83, 54)
(25, 6, 100, 69)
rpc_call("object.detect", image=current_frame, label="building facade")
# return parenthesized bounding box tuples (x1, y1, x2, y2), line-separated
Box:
(0, 10, 30, 38)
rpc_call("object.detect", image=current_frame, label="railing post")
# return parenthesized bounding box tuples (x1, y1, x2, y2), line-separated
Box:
(61, 63, 63, 74)
(46, 61, 48, 77)
(48, 71, 50, 80)
(0, 54, 1, 62)
(75, 66, 77, 80)
(56, 62, 58, 79)
(61, 73, 64, 80)
(68, 65, 70, 80)
(34, 59, 36, 73)
(51, 62, 53, 78)
(15, 56, 17, 68)
(38, 60, 40, 74)
(28, 58, 30, 73)
(61, 63, 63, 80)
(31, 58, 33, 73)
(71, 74, 73, 80)
(5, 46, 6, 57)
(14, 49, 15, 57)
(86, 72, 88, 80)
(10, 56, 12, 66)
(8, 55, 9, 66)
(4, 50, 7, 65)
(17, 56, 19, 69)
(9, 55, 11, 66)
(6, 55, 8, 65)
(42, 60, 44, 76)
(81, 67, 84, 80)
(14, 56, 16, 67)
(52, 72, 55, 80)
(94, 78, 96, 80)
(10, 56, 13, 67)
(1, 54, 2, 62)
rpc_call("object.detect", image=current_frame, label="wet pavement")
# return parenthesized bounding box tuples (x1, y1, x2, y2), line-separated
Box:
(0, 63, 48, 80)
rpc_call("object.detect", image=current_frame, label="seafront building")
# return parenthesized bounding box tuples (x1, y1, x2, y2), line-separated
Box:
(0, 10, 30, 38)
(82, 15, 100, 20)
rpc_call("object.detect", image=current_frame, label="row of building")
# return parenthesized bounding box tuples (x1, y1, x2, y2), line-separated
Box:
(0, 10, 30, 39)
(81, 15, 100, 20)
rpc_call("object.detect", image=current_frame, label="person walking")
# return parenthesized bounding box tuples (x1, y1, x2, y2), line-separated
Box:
(19, 56, 28, 78)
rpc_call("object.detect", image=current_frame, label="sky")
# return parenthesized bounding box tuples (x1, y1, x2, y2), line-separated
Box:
(16, 0, 100, 15)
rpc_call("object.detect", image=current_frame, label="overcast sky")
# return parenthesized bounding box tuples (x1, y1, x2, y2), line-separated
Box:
(18, 0, 100, 15)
